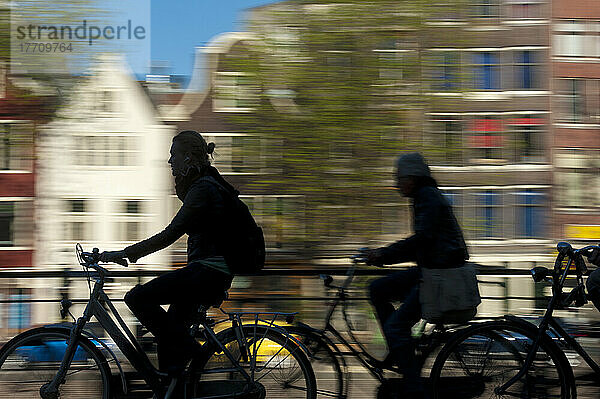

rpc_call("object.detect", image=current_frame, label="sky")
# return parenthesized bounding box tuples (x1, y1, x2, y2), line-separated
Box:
(150, 0, 278, 82)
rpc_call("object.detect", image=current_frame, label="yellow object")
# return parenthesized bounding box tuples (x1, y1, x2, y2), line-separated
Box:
(565, 225, 600, 240)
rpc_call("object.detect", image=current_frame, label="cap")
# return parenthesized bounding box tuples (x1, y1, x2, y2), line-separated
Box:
(396, 152, 431, 178)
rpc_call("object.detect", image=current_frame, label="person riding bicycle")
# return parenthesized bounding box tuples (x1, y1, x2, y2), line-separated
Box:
(100, 130, 235, 377)
(363, 152, 469, 398)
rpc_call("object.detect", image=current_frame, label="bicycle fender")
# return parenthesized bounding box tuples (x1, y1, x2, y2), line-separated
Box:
(216, 324, 313, 359)
(503, 315, 577, 398)
(292, 321, 323, 335)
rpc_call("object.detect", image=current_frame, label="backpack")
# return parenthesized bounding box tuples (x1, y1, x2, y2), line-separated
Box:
(419, 264, 481, 324)
(200, 176, 266, 274)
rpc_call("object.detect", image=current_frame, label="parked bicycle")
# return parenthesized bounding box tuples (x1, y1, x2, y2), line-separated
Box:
(429, 241, 600, 399)
(0, 244, 317, 399)
(286, 253, 474, 399)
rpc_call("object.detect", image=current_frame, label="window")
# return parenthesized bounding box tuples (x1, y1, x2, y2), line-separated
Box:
(69, 199, 86, 213)
(468, 117, 505, 162)
(213, 72, 258, 112)
(0, 123, 34, 171)
(472, 0, 500, 19)
(0, 201, 33, 247)
(506, 116, 545, 163)
(515, 50, 537, 89)
(375, 38, 418, 84)
(555, 78, 600, 123)
(116, 200, 145, 242)
(267, 27, 303, 61)
(427, 118, 464, 165)
(8, 288, 30, 330)
(98, 90, 119, 113)
(72, 134, 137, 166)
(473, 52, 500, 90)
(0, 202, 14, 247)
(62, 199, 93, 241)
(507, 1, 542, 19)
(560, 79, 584, 122)
(430, 52, 461, 91)
(203, 133, 261, 173)
(515, 190, 545, 238)
(555, 150, 600, 208)
(554, 20, 599, 58)
(476, 191, 503, 238)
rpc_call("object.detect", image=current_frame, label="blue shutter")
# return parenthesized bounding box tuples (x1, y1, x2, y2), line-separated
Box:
(518, 190, 545, 238)
(522, 51, 532, 89)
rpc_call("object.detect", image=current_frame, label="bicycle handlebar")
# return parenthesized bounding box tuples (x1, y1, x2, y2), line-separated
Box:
(574, 245, 599, 257)
(75, 244, 128, 279)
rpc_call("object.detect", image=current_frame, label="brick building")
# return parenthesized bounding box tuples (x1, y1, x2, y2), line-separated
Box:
(552, 0, 600, 244)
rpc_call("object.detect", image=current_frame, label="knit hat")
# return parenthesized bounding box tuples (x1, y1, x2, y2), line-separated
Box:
(396, 152, 431, 177)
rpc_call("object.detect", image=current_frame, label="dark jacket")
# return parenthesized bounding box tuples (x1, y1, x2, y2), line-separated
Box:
(378, 185, 468, 269)
(124, 173, 229, 264)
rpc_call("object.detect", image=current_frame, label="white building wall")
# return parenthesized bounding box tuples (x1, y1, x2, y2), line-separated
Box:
(35, 55, 175, 325)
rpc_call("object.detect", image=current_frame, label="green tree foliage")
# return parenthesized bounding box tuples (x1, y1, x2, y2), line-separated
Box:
(222, 0, 469, 251)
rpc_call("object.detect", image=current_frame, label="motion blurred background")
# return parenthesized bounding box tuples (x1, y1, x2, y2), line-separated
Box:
(1, 0, 600, 396)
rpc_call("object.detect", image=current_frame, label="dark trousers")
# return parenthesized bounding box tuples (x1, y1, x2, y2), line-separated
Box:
(369, 267, 422, 388)
(587, 268, 600, 310)
(124, 264, 232, 373)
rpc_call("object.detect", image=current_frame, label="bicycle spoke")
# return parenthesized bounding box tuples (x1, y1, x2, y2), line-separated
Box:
(67, 359, 114, 377)
(256, 352, 302, 384)
(431, 322, 567, 399)
(197, 325, 315, 398)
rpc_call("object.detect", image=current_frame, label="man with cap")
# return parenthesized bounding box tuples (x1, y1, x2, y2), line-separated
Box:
(364, 152, 469, 398)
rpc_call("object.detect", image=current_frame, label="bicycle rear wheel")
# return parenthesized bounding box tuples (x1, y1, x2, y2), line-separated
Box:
(194, 325, 317, 399)
(429, 320, 569, 399)
(0, 327, 111, 399)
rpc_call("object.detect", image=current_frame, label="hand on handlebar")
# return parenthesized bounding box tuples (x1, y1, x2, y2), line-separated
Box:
(586, 247, 600, 267)
(357, 247, 385, 267)
(99, 250, 128, 267)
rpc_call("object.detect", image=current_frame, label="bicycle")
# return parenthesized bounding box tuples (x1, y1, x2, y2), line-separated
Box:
(286, 253, 475, 398)
(429, 241, 600, 399)
(0, 244, 317, 399)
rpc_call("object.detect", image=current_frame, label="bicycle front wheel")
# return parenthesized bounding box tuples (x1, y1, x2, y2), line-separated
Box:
(0, 327, 111, 399)
(429, 320, 570, 399)
(195, 325, 317, 399)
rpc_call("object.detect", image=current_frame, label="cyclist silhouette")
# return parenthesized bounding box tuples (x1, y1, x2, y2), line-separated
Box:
(364, 152, 469, 398)
(100, 130, 236, 377)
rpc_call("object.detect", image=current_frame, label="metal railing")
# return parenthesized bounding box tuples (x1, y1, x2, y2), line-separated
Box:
(0, 262, 566, 304)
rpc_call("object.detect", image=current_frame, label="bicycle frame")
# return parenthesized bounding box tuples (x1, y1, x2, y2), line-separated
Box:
(42, 261, 286, 398)
(43, 268, 164, 396)
(496, 243, 600, 396)
(315, 262, 449, 383)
